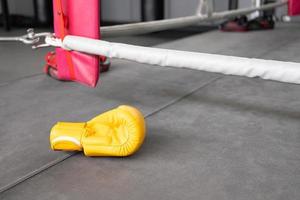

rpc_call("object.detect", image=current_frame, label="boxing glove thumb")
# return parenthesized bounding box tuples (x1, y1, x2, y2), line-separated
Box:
(50, 105, 146, 157)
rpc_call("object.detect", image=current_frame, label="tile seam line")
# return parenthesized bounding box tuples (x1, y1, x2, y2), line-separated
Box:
(0, 73, 44, 88)
(0, 76, 223, 195)
(145, 76, 223, 118)
(0, 154, 73, 194)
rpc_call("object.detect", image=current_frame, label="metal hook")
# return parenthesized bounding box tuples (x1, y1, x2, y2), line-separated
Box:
(0, 28, 54, 47)
(0, 28, 66, 50)
(26, 28, 55, 49)
(0, 29, 38, 44)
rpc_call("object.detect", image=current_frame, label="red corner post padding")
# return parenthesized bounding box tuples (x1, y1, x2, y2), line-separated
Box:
(289, 0, 300, 16)
(50, 0, 100, 87)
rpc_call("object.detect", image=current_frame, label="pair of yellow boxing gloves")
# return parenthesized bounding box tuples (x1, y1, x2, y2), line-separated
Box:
(50, 105, 146, 157)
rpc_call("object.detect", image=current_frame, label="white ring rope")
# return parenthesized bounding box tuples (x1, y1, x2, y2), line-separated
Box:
(100, 0, 287, 37)
(62, 35, 300, 85)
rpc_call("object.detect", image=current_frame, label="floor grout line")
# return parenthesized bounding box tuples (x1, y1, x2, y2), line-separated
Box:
(0, 154, 75, 194)
(0, 76, 222, 195)
(144, 76, 222, 119)
(0, 73, 44, 88)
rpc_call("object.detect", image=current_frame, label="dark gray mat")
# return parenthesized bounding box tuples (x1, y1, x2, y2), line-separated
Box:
(160, 23, 300, 59)
(0, 28, 51, 84)
(0, 27, 218, 191)
(1, 76, 299, 200)
(0, 22, 299, 199)
(0, 59, 219, 192)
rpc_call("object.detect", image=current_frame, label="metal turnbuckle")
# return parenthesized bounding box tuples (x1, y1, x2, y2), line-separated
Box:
(0, 28, 58, 49)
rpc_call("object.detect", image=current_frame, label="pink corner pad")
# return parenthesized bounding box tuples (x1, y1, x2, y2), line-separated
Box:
(53, 0, 100, 87)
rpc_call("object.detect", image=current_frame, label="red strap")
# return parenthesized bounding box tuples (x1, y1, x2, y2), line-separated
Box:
(55, 0, 76, 80)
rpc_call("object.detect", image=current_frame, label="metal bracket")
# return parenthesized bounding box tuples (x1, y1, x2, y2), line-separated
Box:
(0, 28, 57, 49)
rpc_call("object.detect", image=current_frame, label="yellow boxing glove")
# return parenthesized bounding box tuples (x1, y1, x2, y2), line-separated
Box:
(50, 105, 146, 157)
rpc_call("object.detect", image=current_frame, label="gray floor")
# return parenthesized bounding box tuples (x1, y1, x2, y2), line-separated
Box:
(0, 23, 299, 200)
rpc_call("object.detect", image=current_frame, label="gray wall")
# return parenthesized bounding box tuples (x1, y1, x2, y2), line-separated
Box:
(0, 0, 34, 16)
(0, 0, 288, 22)
(101, 0, 230, 21)
(165, 0, 229, 18)
(101, 0, 141, 22)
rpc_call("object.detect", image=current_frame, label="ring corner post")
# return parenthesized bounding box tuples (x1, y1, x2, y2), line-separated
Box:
(288, 0, 300, 16)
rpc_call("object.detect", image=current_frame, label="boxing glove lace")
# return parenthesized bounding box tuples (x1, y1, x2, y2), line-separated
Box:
(50, 105, 146, 156)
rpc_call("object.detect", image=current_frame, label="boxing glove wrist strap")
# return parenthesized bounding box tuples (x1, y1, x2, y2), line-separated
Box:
(50, 122, 86, 151)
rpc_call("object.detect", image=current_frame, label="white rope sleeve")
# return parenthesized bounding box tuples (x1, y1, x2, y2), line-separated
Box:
(63, 35, 300, 85)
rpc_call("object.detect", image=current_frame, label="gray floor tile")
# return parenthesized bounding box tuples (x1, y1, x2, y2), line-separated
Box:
(0, 59, 219, 192)
(160, 23, 300, 58)
(0, 22, 299, 199)
(1, 76, 299, 200)
(0, 29, 51, 84)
